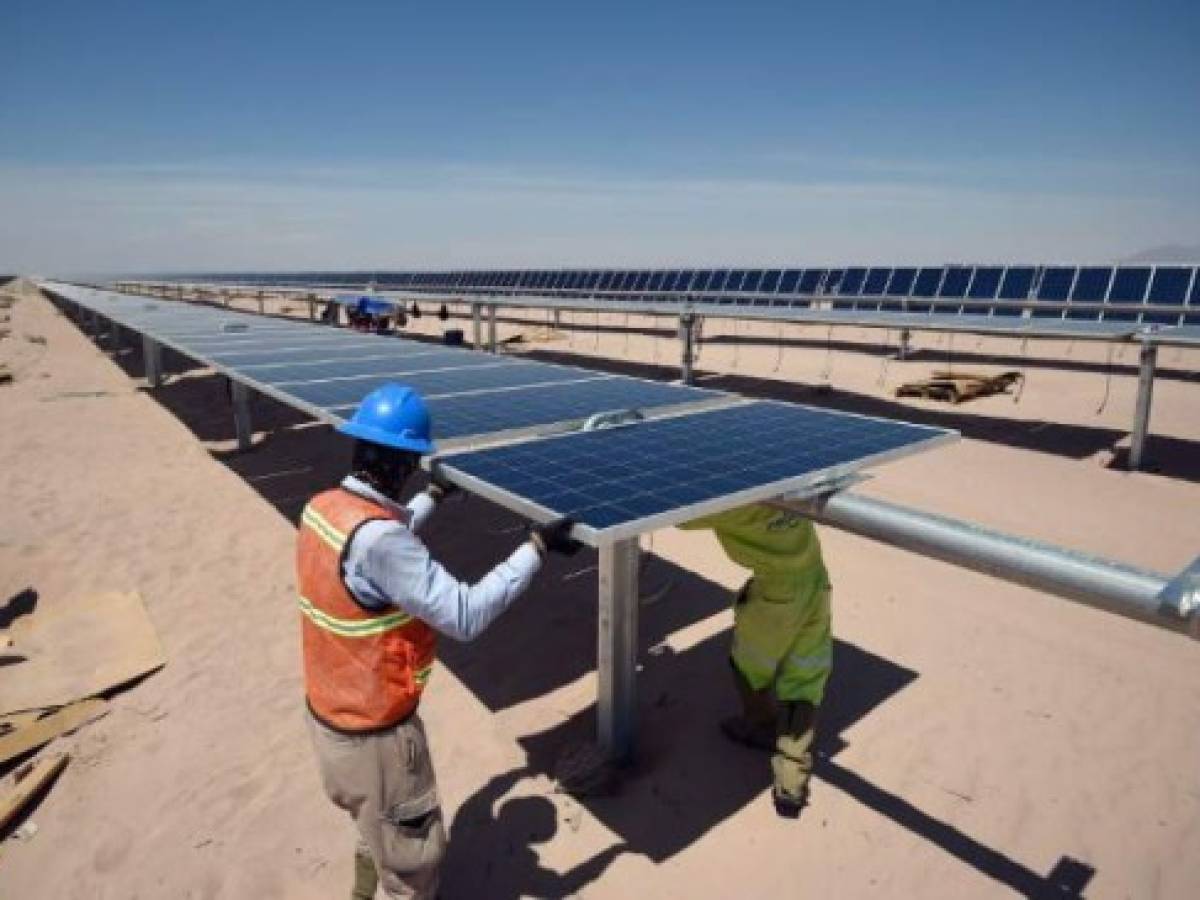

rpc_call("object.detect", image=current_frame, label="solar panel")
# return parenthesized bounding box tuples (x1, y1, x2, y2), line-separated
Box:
(1066, 266, 1112, 320)
(882, 268, 916, 311)
(422, 377, 721, 442)
(778, 270, 802, 294)
(254, 352, 512, 385)
(967, 267, 1003, 300)
(994, 266, 1035, 316)
(760, 270, 782, 294)
(908, 267, 944, 312)
(442, 401, 954, 543)
(938, 267, 972, 299)
(1033, 266, 1074, 318)
(1143, 266, 1191, 325)
(838, 267, 867, 296)
(797, 269, 824, 294)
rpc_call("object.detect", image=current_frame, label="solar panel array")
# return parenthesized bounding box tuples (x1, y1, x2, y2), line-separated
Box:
(42, 283, 724, 444)
(183, 263, 1200, 327)
(43, 282, 955, 544)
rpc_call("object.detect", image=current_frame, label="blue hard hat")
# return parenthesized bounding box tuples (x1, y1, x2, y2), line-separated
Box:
(337, 383, 435, 453)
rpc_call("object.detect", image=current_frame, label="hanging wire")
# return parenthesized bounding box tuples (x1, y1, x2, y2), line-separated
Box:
(820, 326, 835, 383)
(1095, 341, 1115, 415)
(652, 315, 661, 365)
(694, 316, 705, 363)
(772, 321, 785, 374)
(567, 311, 575, 349)
(1013, 337, 1029, 403)
(623, 311, 631, 355)
(876, 329, 891, 387)
(593, 308, 601, 352)
(638, 531, 679, 606)
(945, 331, 955, 375)
(731, 317, 741, 371)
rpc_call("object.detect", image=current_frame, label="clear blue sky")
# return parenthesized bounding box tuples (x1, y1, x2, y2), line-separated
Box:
(2, 0, 1198, 273)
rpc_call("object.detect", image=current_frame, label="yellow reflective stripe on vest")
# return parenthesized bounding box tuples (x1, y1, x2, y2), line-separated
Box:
(301, 505, 347, 553)
(298, 596, 412, 637)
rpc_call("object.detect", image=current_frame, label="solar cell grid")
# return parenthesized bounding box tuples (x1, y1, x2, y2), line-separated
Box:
(798, 270, 824, 294)
(1144, 266, 1191, 325)
(443, 401, 952, 540)
(421, 377, 721, 441)
(838, 268, 867, 296)
(863, 268, 890, 295)
(256, 352, 511, 385)
(968, 267, 1003, 299)
(292, 362, 612, 410)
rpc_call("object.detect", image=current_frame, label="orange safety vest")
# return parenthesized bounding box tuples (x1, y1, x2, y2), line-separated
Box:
(296, 488, 436, 732)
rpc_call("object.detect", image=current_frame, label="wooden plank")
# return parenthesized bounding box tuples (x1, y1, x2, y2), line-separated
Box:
(0, 699, 108, 766)
(0, 590, 165, 716)
(0, 751, 69, 831)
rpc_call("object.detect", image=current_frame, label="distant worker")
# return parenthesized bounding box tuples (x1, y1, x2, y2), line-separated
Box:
(298, 383, 581, 899)
(679, 503, 831, 818)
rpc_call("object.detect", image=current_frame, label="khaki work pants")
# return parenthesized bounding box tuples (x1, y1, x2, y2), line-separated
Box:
(307, 710, 447, 899)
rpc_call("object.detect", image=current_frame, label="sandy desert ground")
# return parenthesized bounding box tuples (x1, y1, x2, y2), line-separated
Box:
(2, 281, 1198, 899)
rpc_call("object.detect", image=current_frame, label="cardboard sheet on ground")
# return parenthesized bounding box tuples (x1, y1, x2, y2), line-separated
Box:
(0, 591, 164, 716)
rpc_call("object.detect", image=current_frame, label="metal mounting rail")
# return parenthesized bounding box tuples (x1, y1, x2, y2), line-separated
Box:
(781, 491, 1198, 639)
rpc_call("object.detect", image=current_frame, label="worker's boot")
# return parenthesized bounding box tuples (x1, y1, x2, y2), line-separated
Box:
(771, 700, 816, 819)
(351, 843, 378, 900)
(719, 661, 776, 752)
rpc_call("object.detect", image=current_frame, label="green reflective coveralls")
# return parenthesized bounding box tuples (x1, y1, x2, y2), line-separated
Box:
(680, 503, 831, 705)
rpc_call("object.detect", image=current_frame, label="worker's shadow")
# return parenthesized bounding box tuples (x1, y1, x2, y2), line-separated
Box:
(440, 554, 1094, 899)
(441, 767, 628, 900)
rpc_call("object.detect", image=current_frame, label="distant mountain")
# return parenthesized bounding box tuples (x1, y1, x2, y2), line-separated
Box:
(1122, 244, 1200, 263)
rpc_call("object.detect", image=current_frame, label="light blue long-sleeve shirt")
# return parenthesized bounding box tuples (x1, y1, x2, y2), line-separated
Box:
(337, 476, 542, 642)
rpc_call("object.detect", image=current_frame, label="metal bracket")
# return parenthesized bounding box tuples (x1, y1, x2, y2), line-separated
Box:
(771, 472, 870, 507)
(581, 408, 645, 432)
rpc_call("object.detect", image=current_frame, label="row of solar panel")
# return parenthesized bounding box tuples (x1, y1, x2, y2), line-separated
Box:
(187, 265, 1200, 322)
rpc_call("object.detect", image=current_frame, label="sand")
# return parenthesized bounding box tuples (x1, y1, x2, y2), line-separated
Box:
(1, 285, 1198, 898)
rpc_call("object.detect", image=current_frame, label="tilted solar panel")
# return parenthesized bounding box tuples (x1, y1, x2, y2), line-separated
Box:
(968, 267, 1003, 300)
(1143, 267, 1191, 325)
(797, 269, 824, 295)
(882, 268, 916, 311)
(1033, 267, 1074, 318)
(1066, 266, 1112, 320)
(442, 401, 954, 544)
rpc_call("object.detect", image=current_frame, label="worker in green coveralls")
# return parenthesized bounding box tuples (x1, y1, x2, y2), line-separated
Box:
(679, 503, 831, 818)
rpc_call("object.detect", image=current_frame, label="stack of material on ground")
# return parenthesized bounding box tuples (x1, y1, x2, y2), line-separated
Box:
(895, 370, 1023, 404)
(0, 590, 165, 848)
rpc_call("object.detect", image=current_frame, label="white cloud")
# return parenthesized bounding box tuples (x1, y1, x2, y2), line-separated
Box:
(1, 160, 1196, 275)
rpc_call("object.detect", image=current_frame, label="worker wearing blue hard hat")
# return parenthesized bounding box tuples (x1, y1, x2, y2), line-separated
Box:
(298, 382, 580, 900)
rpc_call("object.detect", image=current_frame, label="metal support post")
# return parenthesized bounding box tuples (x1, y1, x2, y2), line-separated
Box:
(257, 290, 265, 315)
(231, 380, 253, 451)
(472, 303, 482, 349)
(1129, 342, 1157, 471)
(308, 294, 317, 320)
(488, 304, 498, 353)
(142, 336, 163, 387)
(554, 309, 561, 329)
(598, 538, 640, 762)
(679, 313, 697, 384)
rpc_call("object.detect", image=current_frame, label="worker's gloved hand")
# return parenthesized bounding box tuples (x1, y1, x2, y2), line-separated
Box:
(426, 467, 459, 502)
(530, 518, 583, 557)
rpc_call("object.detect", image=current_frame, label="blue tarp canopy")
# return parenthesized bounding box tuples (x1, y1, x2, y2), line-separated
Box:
(333, 294, 397, 316)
